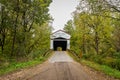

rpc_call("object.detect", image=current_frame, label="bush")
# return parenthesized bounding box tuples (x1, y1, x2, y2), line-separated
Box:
(102, 57, 115, 66)
(112, 52, 120, 59)
(82, 53, 103, 64)
(102, 57, 120, 71)
(114, 59, 120, 70)
(91, 55, 103, 64)
(82, 53, 92, 59)
(27, 49, 47, 60)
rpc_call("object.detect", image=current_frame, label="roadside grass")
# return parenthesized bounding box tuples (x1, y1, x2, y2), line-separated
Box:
(68, 51, 120, 79)
(81, 60, 120, 79)
(0, 51, 52, 76)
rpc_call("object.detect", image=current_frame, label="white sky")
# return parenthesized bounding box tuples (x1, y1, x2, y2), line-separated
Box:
(49, 0, 79, 32)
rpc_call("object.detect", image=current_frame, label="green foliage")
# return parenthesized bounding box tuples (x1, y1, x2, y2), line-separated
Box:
(101, 57, 120, 70)
(64, 0, 120, 72)
(0, 50, 52, 76)
(0, 0, 52, 75)
(0, 0, 52, 58)
(113, 52, 120, 59)
(64, 20, 74, 34)
(81, 60, 120, 79)
(0, 57, 43, 75)
(28, 49, 48, 59)
(69, 50, 120, 79)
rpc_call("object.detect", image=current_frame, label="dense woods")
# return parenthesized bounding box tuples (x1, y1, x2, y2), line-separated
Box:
(64, 0, 120, 70)
(0, 0, 52, 65)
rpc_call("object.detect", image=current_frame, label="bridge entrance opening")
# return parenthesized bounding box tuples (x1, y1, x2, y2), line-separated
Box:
(53, 38, 67, 51)
(50, 30, 70, 50)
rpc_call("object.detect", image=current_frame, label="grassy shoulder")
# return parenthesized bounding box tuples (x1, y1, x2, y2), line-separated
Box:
(0, 50, 52, 76)
(68, 51, 120, 79)
(81, 60, 120, 79)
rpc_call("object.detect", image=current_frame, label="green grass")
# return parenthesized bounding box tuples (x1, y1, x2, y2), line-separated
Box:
(81, 60, 120, 79)
(68, 51, 120, 79)
(0, 51, 52, 76)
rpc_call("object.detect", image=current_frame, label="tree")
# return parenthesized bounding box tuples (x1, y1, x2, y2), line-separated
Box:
(64, 20, 74, 34)
(65, 0, 115, 55)
(0, 0, 52, 60)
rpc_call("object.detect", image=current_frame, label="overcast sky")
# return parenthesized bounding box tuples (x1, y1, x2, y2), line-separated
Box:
(49, 0, 79, 31)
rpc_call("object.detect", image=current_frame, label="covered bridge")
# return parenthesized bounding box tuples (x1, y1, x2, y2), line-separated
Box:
(50, 30, 71, 51)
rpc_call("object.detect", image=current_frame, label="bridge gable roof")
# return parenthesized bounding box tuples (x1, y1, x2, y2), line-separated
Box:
(51, 30, 71, 39)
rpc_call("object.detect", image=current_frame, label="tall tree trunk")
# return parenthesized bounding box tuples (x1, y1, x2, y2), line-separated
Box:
(95, 31, 99, 54)
(1, 34, 5, 54)
(0, 6, 6, 54)
(11, 15, 18, 56)
(11, 0, 19, 56)
(82, 25, 86, 54)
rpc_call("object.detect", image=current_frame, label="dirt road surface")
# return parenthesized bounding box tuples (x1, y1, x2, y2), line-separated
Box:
(0, 51, 118, 80)
(28, 51, 89, 80)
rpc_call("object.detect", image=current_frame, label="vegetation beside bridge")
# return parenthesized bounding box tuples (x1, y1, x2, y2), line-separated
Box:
(64, 0, 120, 79)
(0, 0, 52, 75)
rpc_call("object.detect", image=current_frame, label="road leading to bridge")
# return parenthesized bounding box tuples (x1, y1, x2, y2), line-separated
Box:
(49, 51, 73, 63)
(27, 51, 90, 80)
(0, 51, 90, 80)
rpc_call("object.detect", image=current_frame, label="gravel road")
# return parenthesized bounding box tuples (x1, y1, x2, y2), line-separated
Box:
(0, 51, 118, 80)
(28, 51, 89, 80)
(49, 51, 73, 63)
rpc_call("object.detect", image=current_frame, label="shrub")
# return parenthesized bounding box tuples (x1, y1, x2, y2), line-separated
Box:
(82, 53, 92, 59)
(82, 53, 103, 64)
(112, 59, 120, 70)
(91, 55, 103, 64)
(102, 57, 120, 71)
(112, 52, 120, 59)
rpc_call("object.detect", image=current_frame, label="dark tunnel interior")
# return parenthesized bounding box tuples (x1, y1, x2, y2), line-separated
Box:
(53, 38, 67, 51)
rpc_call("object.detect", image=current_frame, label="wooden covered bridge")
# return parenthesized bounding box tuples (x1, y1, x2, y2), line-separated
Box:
(50, 30, 71, 51)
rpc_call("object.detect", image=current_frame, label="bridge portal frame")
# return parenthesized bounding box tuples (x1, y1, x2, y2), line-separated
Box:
(50, 30, 71, 50)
